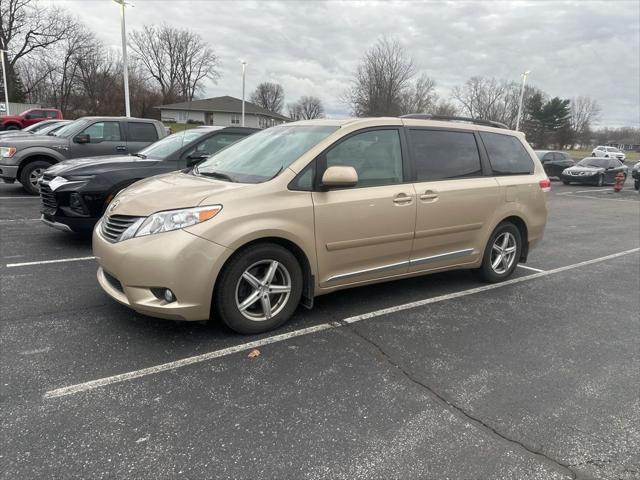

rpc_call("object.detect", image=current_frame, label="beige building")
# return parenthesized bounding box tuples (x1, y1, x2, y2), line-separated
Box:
(156, 95, 289, 128)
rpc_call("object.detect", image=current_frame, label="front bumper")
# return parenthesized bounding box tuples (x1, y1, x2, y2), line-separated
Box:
(560, 173, 599, 184)
(0, 163, 19, 181)
(93, 225, 233, 321)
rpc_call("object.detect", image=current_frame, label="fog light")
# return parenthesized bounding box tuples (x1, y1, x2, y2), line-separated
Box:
(164, 289, 176, 303)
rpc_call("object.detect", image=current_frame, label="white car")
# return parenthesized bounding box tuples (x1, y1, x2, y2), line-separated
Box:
(592, 145, 626, 161)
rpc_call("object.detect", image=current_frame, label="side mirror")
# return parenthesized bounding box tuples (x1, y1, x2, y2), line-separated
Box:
(74, 134, 91, 144)
(186, 152, 209, 166)
(321, 166, 358, 188)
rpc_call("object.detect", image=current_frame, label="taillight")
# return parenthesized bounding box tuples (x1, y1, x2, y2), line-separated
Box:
(539, 178, 551, 192)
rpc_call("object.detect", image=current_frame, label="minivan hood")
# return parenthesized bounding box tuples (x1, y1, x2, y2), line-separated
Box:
(46, 155, 159, 177)
(109, 171, 248, 216)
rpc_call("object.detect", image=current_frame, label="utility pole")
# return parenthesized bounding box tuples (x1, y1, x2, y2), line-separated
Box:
(113, 0, 131, 117)
(515, 70, 530, 131)
(1, 50, 10, 115)
(241, 61, 246, 127)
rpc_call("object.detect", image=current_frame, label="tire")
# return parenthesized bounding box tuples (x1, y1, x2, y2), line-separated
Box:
(634, 179, 639, 191)
(5, 125, 19, 131)
(562, 180, 570, 185)
(19, 160, 51, 195)
(213, 243, 303, 334)
(596, 174, 604, 187)
(477, 222, 522, 283)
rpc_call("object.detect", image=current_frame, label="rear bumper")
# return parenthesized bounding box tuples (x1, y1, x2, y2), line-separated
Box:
(93, 225, 233, 321)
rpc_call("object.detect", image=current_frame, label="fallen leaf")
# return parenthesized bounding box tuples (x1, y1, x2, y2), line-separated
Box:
(247, 349, 261, 358)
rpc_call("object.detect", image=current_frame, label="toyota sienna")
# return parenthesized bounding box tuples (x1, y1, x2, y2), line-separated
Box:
(93, 115, 549, 334)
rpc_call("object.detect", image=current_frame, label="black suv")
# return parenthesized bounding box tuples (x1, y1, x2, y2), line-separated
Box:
(40, 126, 257, 233)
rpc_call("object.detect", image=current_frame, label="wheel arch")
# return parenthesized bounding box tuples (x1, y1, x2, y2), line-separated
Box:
(213, 236, 315, 312)
(16, 153, 59, 179)
(499, 215, 529, 262)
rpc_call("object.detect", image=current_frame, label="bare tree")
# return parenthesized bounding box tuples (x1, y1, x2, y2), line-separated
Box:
(344, 37, 417, 117)
(0, 0, 72, 100)
(250, 82, 285, 113)
(129, 24, 219, 103)
(570, 96, 600, 147)
(287, 95, 324, 120)
(399, 73, 438, 115)
(433, 100, 459, 117)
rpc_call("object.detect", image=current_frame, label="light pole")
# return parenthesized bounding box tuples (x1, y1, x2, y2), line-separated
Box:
(113, 0, 131, 117)
(515, 70, 530, 131)
(0, 49, 10, 115)
(241, 61, 246, 127)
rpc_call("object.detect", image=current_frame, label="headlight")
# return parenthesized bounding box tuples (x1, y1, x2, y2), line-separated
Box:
(0, 147, 17, 158)
(134, 205, 222, 237)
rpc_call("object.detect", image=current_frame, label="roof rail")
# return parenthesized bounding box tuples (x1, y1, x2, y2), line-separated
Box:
(400, 114, 509, 130)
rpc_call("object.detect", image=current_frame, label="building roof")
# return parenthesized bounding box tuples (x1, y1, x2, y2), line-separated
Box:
(156, 96, 290, 121)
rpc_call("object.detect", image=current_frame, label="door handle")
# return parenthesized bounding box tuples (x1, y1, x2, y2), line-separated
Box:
(419, 190, 439, 201)
(116, 145, 127, 151)
(393, 193, 413, 205)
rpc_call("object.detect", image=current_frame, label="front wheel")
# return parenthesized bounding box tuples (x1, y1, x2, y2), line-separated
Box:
(562, 180, 570, 185)
(213, 243, 303, 334)
(19, 160, 51, 195)
(477, 222, 522, 283)
(634, 179, 639, 190)
(596, 174, 604, 187)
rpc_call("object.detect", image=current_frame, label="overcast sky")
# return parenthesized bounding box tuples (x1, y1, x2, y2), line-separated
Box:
(49, 0, 639, 127)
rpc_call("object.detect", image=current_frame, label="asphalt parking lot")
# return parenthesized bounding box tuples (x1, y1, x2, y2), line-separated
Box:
(1, 178, 638, 480)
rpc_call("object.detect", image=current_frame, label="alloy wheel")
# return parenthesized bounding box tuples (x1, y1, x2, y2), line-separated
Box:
(235, 259, 292, 322)
(29, 167, 45, 188)
(490, 232, 517, 274)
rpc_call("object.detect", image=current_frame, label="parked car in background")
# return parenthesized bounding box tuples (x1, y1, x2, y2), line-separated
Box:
(561, 157, 628, 186)
(632, 161, 640, 190)
(591, 145, 626, 161)
(0, 108, 63, 131)
(93, 116, 549, 334)
(40, 126, 257, 233)
(0, 119, 69, 138)
(535, 150, 575, 178)
(0, 116, 166, 194)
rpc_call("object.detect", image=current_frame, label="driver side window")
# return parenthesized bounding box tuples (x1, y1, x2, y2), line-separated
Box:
(325, 129, 403, 187)
(81, 122, 122, 143)
(184, 133, 245, 159)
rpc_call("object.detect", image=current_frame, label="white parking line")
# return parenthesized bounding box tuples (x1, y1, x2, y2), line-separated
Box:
(6, 256, 95, 268)
(557, 188, 611, 195)
(517, 264, 546, 273)
(564, 194, 638, 203)
(43, 247, 640, 399)
(0, 218, 40, 223)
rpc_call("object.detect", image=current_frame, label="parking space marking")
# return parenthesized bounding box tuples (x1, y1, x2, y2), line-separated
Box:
(43, 247, 639, 400)
(517, 264, 546, 273)
(0, 218, 40, 223)
(557, 188, 611, 195)
(6, 256, 96, 268)
(563, 194, 638, 203)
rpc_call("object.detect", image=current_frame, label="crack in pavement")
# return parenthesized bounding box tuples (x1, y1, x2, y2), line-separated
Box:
(337, 320, 579, 480)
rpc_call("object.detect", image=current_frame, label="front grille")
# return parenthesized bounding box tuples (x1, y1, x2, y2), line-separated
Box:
(101, 215, 142, 243)
(39, 183, 58, 211)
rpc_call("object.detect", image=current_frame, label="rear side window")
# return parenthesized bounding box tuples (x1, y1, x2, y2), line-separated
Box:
(128, 122, 158, 142)
(408, 129, 482, 181)
(45, 111, 58, 119)
(480, 132, 534, 175)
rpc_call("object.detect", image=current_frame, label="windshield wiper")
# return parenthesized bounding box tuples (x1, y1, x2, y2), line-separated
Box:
(133, 153, 147, 159)
(198, 170, 236, 182)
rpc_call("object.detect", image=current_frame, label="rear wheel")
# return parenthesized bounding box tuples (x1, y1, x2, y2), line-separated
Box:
(19, 160, 51, 195)
(5, 125, 19, 131)
(213, 243, 303, 334)
(477, 222, 521, 283)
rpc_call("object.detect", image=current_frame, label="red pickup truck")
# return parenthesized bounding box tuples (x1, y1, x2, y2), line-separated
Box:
(0, 108, 63, 131)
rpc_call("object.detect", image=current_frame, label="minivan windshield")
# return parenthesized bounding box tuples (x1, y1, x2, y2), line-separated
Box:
(195, 125, 338, 183)
(138, 128, 213, 159)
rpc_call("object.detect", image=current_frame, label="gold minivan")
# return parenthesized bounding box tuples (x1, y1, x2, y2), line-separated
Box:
(93, 116, 550, 334)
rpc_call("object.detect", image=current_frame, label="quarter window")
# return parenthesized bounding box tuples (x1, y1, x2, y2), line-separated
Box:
(479, 132, 534, 175)
(408, 129, 482, 181)
(325, 129, 403, 187)
(81, 121, 122, 142)
(128, 122, 158, 142)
